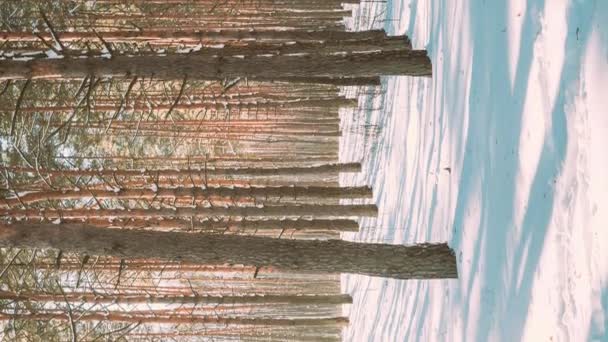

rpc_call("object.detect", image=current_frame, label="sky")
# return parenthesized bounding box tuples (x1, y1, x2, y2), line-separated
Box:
(340, 0, 608, 341)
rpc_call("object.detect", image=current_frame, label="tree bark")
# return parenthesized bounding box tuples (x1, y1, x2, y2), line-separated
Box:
(0, 29, 389, 44)
(2, 162, 361, 178)
(59, 218, 361, 232)
(0, 223, 458, 279)
(0, 311, 349, 326)
(0, 291, 352, 305)
(0, 204, 379, 219)
(2, 185, 372, 205)
(0, 50, 431, 81)
(9, 98, 357, 113)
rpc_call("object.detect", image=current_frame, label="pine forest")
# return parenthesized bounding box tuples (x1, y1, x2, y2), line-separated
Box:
(0, 1, 457, 341)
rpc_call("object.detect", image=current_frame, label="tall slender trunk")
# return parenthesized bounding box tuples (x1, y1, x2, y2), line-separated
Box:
(3, 185, 372, 205)
(9, 98, 357, 113)
(0, 50, 431, 81)
(0, 29, 388, 44)
(57, 218, 361, 232)
(0, 223, 458, 279)
(0, 204, 379, 219)
(0, 311, 349, 326)
(0, 291, 352, 305)
(1, 162, 361, 178)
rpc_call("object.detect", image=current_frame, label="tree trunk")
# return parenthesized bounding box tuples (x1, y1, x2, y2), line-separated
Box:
(0, 223, 458, 279)
(9, 98, 357, 113)
(0, 50, 431, 81)
(0, 311, 348, 326)
(0, 204, 379, 219)
(2, 162, 361, 178)
(3, 185, 372, 205)
(0, 291, 352, 305)
(0, 29, 389, 44)
(58, 218, 361, 232)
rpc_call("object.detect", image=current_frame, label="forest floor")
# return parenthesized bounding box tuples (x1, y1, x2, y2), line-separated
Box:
(340, 0, 608, 341)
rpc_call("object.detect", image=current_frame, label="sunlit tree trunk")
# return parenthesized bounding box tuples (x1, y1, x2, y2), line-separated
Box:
(8, 98, 357, 113)
(3, 185, 372, 205)
(58, 218, 361, 232)
(1, 162, 361, 178)
(0, 311, 349, 326)
(0, 290, 352, 305)
(0, 204, 379, 219)
(0, 29, 391, 44)
(0, 50, 431, 81)
(0, 223, 457, 279)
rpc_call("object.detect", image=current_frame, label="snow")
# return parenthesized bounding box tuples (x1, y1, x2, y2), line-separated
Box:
(44, 49, 65, 59)
(341, 0, 608, 341)
(176, 44, 203, 54)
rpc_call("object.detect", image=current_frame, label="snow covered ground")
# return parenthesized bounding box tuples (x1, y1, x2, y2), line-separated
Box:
(340, 0, 608, 341)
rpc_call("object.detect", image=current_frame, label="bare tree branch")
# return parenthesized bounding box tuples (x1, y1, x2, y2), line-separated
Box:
(92, 29, 113, 58)
(39, 10, 66, 52)
(0, 249, 23, 280)
(105, 77, 138, 133)
(9, 79, 30, 137)
(164, 76, 188, 120)
(56, 280, 78, 342)
(0, 80, 11, 98)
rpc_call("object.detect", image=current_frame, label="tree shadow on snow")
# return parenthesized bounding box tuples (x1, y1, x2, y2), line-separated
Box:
(447, 0, 600, 341)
